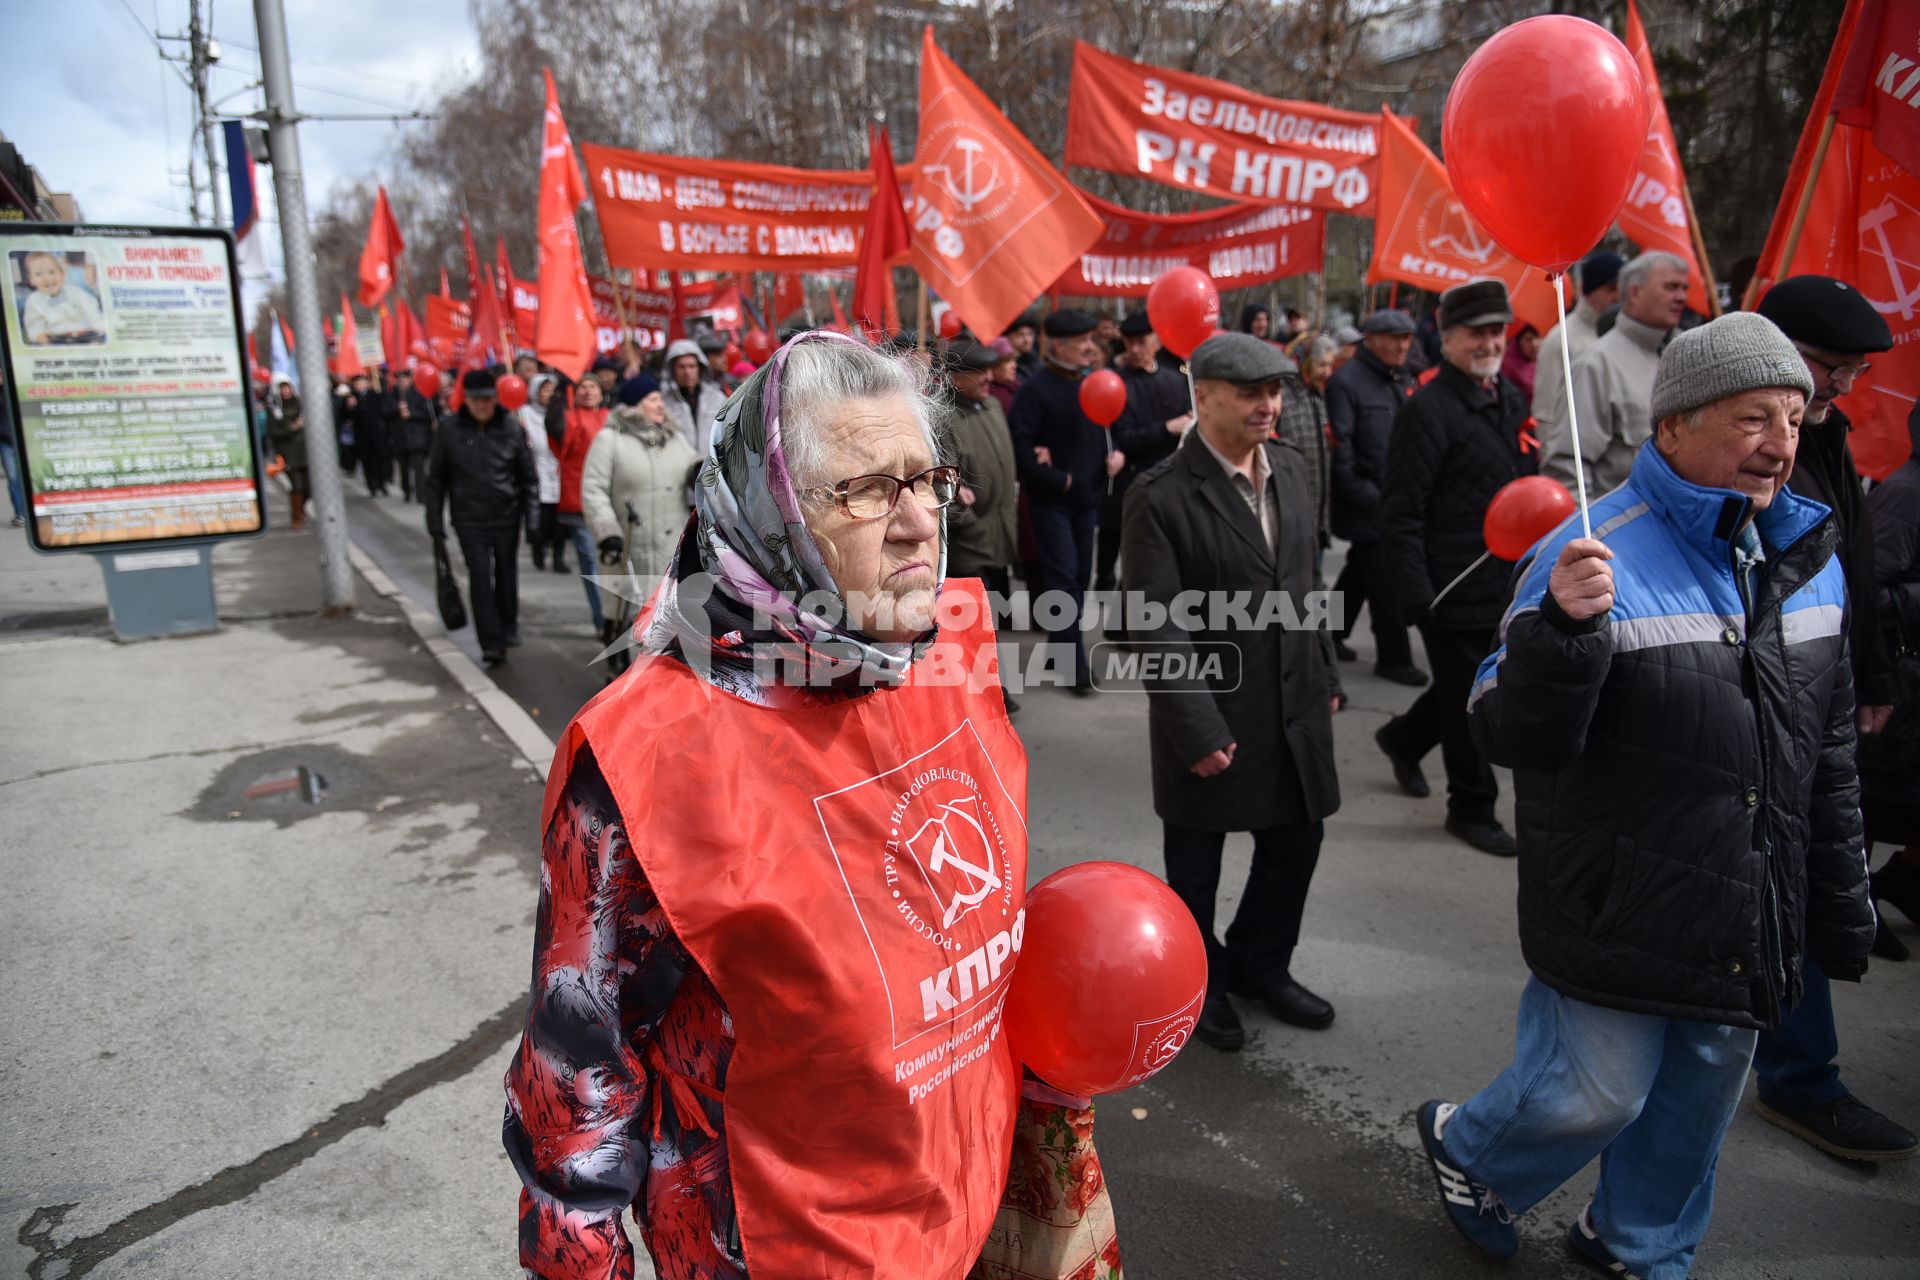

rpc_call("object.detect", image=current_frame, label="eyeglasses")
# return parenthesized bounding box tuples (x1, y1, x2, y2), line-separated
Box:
(807, 465, 960, 520)
(1797, 346, 1872, 385)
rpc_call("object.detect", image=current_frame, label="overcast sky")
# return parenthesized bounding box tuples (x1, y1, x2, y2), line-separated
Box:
(2, 0, 478, 306)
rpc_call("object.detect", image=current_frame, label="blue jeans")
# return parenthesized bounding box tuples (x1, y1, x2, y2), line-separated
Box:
(1752, 960, 1845, 1108)
(1443, 977, 1757, 1280)
(1, 442, 23, 521)
(567, 522, 604, 629)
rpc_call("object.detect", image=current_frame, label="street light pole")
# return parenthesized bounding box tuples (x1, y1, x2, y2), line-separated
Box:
(253, 0, 354, 612)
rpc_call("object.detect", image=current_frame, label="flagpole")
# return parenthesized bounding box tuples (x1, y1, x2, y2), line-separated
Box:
(916, 273, 930, 354)
(1748, 113, 1837, 309)
(1680, 183, 1722, 317)
(611, 268, 633, 358)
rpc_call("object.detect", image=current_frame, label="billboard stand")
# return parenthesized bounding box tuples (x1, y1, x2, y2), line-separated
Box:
(0, 222, 269, 612)
(92, 544, 219, 639)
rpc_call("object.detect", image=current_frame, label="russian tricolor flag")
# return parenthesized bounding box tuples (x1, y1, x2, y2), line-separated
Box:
(225, 122, 268, 277)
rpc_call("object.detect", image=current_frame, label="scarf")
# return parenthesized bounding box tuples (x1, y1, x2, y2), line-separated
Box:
(636, 330, 947, 705)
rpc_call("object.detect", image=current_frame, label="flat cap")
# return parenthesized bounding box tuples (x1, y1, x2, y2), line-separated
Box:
(1758, 275, 1894, 356)
(1189, 332, 1297, 384)
(1003, 313, 1040, 336)
(1440, 279, 1513, 329)
(1118, 311, 1154, 338)
(461, 368, 497, 394)
(694, 330, 728, 354)
(1331, 324, 1363, 346)
(1579, 250, 1625, 294)
(1650, 312, 1814, 421)
(949, 341, 999, 373)
(1044, 309, 1098, 338)
(1361, 308, 1417, 336)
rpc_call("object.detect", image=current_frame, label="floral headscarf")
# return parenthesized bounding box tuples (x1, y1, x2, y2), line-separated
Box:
(637, 330, 947, 703)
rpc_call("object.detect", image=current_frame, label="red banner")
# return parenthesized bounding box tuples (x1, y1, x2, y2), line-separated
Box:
(1051, 191, 1323, 296)
(579, 143, 900, 272)
(1621, 0, 1712, 315)
(1367, 112, 1559, 334)
(1754, 0, 1919, 479)
(1065, 42, 1378, 215)
(357, 185, 404, 307)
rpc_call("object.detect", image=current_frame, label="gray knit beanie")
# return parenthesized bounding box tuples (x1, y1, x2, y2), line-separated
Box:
(1649, 312, 1815, 421)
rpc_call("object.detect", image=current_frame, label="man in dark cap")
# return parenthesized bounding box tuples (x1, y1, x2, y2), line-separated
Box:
(1327, 308, 1425, 684)
(1378, 279, 1536, 855)
(590, 354, 622, 398)
(421, 368, 539, 668)
(1748, 274, 1915, 1163)
(1010, 309, 1122, 691)
(1003, 313, 1041, 383)
(1534, 249, 1624, 451)
(1121, 332, 1344, 1051)
(944, 343, 1021, 669)
(1100, 311, 1193, 622)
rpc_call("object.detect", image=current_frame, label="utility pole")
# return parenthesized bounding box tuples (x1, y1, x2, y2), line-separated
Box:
(190, 1, 224, 227)
(254, 0, 355, 612)
(160, 1, 225, 226)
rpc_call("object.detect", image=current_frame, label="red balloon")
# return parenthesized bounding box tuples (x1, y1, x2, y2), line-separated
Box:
(1078, 369, 1127, 428)
(496, 373, 529, 410)
(1442, 16, 1649, 273)
(742, 330, 776, 365)
(251, 366, 272, 386)
(412, 364, 442, 398)
(1003, 862, 1207, 1097)
(938, 309, 963, 340)
(1146, 267, 1221, 359)
(1484, 475, 1577, 561)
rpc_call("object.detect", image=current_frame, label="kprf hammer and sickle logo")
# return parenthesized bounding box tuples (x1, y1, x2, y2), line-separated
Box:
(904, 797, 1002, 929)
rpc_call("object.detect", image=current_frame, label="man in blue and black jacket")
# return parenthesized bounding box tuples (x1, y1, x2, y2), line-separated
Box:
(1413, 313, 1875, 1280)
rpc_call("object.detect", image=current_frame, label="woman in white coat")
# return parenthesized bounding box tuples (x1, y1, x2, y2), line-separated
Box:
(520, 374, 565, 570)
(581, 374, 701, 666)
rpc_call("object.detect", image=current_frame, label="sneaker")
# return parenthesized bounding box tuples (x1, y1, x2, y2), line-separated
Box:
(1416, 1100, 1518, 1260)
(1755, 1094, 1919, 1162)
(1567, 1206, 1641, 1278)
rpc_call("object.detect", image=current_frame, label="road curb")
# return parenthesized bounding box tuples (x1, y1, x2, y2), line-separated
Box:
(345, 540, 557, 771)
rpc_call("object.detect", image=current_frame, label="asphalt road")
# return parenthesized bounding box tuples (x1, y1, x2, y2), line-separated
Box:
(346, 484, 1920, 1279)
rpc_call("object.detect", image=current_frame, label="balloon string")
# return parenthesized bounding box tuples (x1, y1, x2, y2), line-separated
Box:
(1426, 549, 1491, 616)
(1554, 273, 1594, 539)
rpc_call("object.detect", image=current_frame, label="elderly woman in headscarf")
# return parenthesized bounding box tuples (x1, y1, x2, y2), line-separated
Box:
(504, 332, 1109, 1280)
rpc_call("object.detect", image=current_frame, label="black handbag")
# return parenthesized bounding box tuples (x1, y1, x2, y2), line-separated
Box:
(433, 538, 468, 631)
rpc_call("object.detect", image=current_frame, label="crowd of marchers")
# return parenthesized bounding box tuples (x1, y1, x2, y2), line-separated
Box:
(235, 260, 1920, 1280)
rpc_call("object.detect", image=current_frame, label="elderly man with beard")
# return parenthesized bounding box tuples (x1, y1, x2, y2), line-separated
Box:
(1121, 333, 1344, 1051)
(1378, 280, 1536, 856)
(1742, 275, 1917, 1163)
(1418, 312, 1873, 1280)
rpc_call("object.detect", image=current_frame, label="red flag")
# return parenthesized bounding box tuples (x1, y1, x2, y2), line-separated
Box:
(439, 265, 451, 299)
(1621, 0, 1712, 314)
(336, 295, 366, 378)
(379, 303, 397, 370)
(827, 283, 851, 333)
(357, 185, 405, 307)
(247, 329, 260, 371)
(1834, 0, 1920, 176)
(1752, 0, 1919, 479)
(854, 123, 911, 339)
(909, 28, 1105, 339)
(494, 237, 517, 343)
(1367, 111, 1560, 334)
(397, 296, 429, 366)
(451, 237, 510, 410)
(533, 67, 598, 379)
(278, 311, 296, 353)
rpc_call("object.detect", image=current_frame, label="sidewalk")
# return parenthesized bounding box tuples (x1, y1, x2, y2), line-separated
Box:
(0, 494, 578, 1278)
